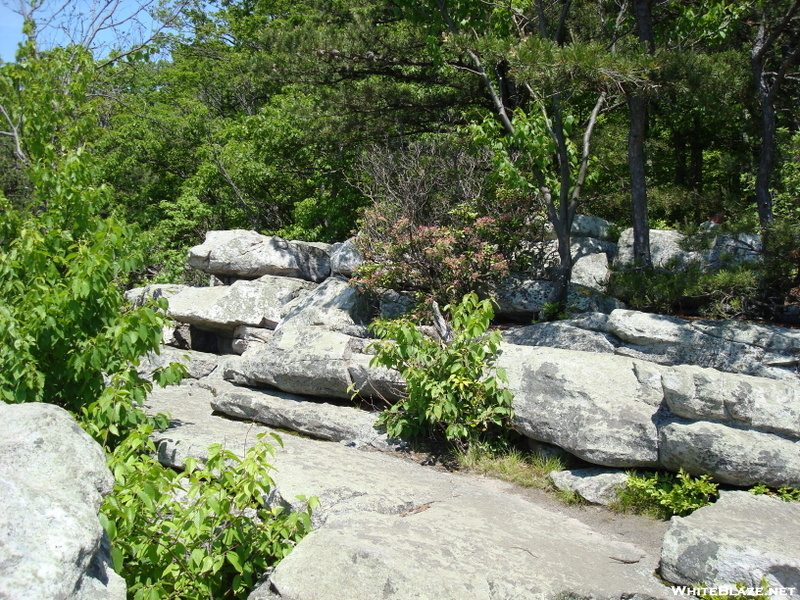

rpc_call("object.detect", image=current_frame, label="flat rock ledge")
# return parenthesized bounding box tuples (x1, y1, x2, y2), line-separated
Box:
(206, 380, 404, 452)
(661, 491, 800, 595)
(144, 384, 671, 600)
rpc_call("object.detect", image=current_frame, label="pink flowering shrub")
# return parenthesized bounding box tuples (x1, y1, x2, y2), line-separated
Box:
(352, 139, 547, 305)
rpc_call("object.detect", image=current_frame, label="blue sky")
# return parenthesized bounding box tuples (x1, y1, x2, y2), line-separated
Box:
(0, 4, 25, 62)
(0, 0, 167, 63)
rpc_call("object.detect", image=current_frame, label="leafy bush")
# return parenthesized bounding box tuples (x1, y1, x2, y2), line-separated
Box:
(368, 292, 514, 448)
(609, 263, 758, 318)
(749, 483, 800, 502)
(353, 138, 544, 305)
(614, 469, 719, 519)
(102, 428, 317, 600)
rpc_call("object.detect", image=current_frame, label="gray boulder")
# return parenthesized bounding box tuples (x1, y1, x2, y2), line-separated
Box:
(615, 228, 704, 269)
(572, 251, 611, 292)
(210, 386, 403, 451)
(223, 326, 404, 401)
(542, 214, 616, 242)
(575, 309, 800, 381)
(276, 275, 372, 337)
(167, 276, 316, 334)
(503, 321, 619, 354)
(498, 344, 663, 467)
(188, 230, 331, 282)
(330, 238, 364, 277)
(549, 468, 629, 506)
(659, 420, 800, 488)
(662, 365, 800, 439)
(660, 491, 800, 592)
(0, 403, 125, 600)
(616, 228, 762, 270)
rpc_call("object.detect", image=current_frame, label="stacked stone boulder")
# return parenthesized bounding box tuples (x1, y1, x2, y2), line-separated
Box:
(0, 402, 125, 600)
(131, 227, 800, 491)
(128, 225, 800, 599)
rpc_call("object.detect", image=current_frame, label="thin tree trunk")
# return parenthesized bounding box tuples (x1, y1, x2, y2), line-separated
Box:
(752, 22, 776, 226)
(627, 0, 654, 267)
(628, 94, 651, 265)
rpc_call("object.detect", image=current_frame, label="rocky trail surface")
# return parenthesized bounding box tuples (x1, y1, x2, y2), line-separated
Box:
(145, 382, 673, 600)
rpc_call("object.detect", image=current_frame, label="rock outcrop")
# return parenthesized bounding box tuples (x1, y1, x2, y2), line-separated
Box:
(188, 229, 331, 282)
(0, 402, 125, 600)
(507, 309, 800, 381)
(660, 491, 800, 591)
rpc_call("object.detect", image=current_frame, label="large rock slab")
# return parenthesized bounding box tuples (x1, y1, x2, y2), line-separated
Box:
(269, 494, 664, 600)
(188, 230, 331, 282)
(503, 321, 619, 354)
(499, 344, 663, 467)
(166, 276, 316, 334)
(276, 276, 372, 337)
(0, 403, 125, 600)
(663, 365, 800, 439)
(223, 327, 404, 401)
(145, 385, 670, 600)
(660, 491, 800, 592)
(209, 385, 402, 451)
(659, 420, 800, 487)
(571, 310, 800, 380)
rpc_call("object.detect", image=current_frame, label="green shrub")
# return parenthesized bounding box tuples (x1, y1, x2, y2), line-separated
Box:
(614, 469, 718, 519)
(749, 483, 800, 502)
(102, 427, 317, 600)
(368, 292, 514, 448)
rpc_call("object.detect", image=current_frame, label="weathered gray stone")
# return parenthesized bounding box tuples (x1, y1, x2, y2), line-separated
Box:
(139, 346, 221, 381)
(223, 327, 404, 401)
(276, 276, 372, 337)
(601, 310, 799, 380)
(0, 403, 124, 600)
(499, 344, 663, 467)
(145, 385, 670, 600)
(494, 275, 624, 318)
(662, 365, 800, 439)
(330, 238, 364, 277)
(616, 228, 762, 271)
(615, 228, 704, 269)
(188, 230, 331, 282)
(167, 276, 317, 334)
(549, 468, 629, 506)
(503, 321, 619, 354)
(660, 491, 800, 592)
(659, 420, 800, 487)
(269, 498, 666, 600)
(542, 214, 616, 242)
(125, 283, 188, 308)
(211, 387, 403, 451)
(572, 251, 611, 292)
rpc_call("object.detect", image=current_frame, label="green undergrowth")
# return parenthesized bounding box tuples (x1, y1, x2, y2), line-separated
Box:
(613, 469, 719, 519)
(102, 427, 318, 600)
(454, 445, 569, 490)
